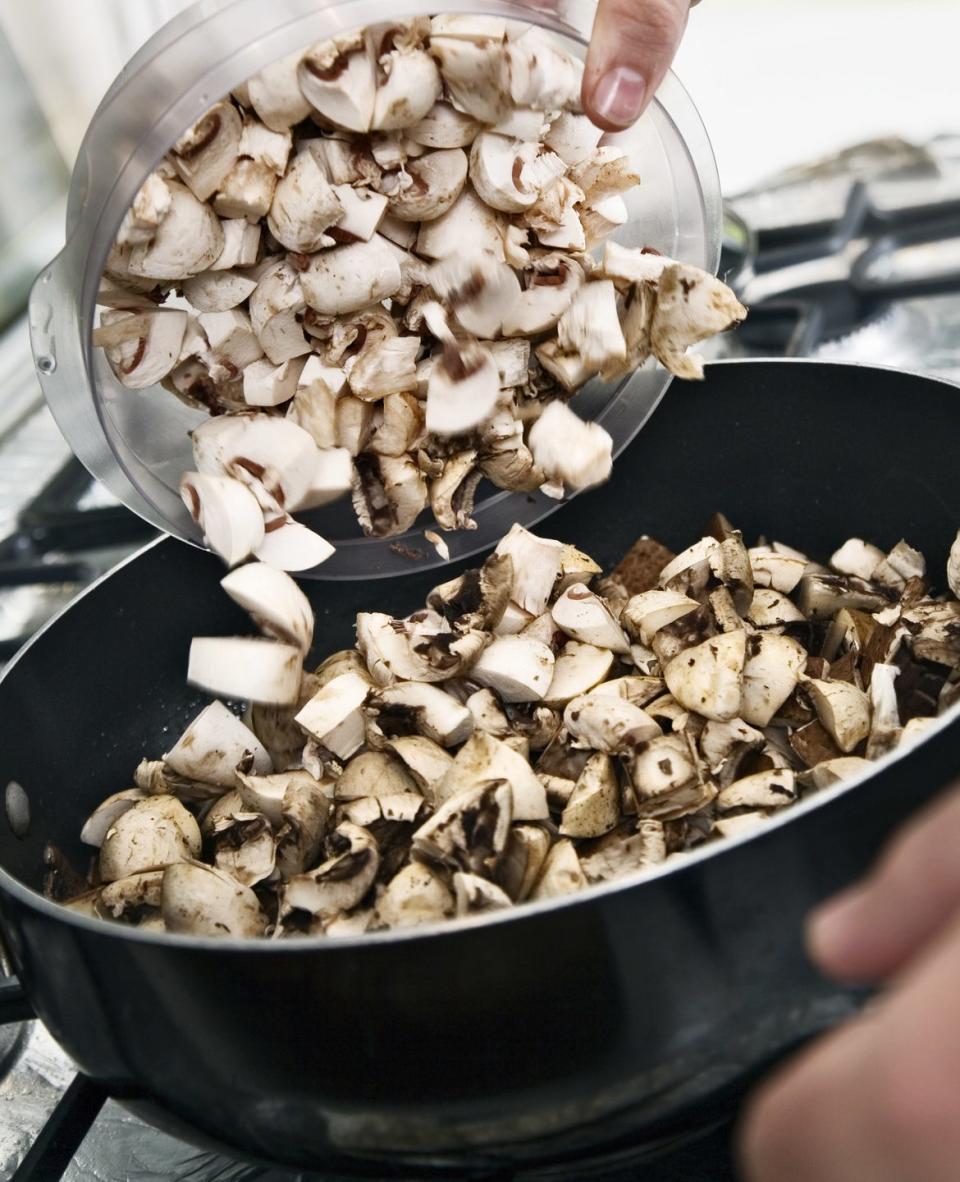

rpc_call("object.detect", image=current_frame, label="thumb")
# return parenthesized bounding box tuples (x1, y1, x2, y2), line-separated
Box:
(582, 0, 694, 131)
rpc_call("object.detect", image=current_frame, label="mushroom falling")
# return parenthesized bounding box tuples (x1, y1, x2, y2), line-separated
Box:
(93, 15, 746, 572)
(50, 521, 960, 937)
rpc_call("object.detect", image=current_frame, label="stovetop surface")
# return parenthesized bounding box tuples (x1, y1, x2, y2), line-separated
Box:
(2, 132, 960, 1178)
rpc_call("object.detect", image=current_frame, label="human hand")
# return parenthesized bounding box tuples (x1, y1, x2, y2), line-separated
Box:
(582, 0, 699, 130)
(739, 783, 960, 1182)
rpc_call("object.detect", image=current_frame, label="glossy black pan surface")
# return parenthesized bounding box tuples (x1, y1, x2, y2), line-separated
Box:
(0, 360, 957, 1175)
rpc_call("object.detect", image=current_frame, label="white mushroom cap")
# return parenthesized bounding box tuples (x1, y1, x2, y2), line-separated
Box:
(740, 634, 808, 727)
(415, 185, 506, 261)
(830, 538, 885, 582)
(383, 736, 453, 800)
(564, 692, 661, 754)
(748, 547, 807, 594)
(254, 516, 335, 572)
(425, 342, 501, 436)
(164, 700, 271, 789)
(347, 335, 421, 401)
(872, 539, 926, 590)
(601, 241, 671, 286)
(545, 642, 615, 704)
(528, 401, 613, 492)
(100, 796, 202, 883)
(650, 264, 747, 380)
(234, 770, 301, 826)
(212, 158, 278, 222)
(267, 150, 343, 253)
(387, 148, 469, 222)
(559, 753, 620, 839)
(429, 253, 521, 339)
(469, 133, 539, 213)
(494, 524, 564, 616)
(429, 37, 510, 124)
(81, 789, 148, 848)
(188, 636, 302, 706)
(183, 270, 258, 313)
(377, 863, 453, 928)
(805, 678, 872, 753)
(622, 590, 701, 646)
(301, 238, 403, 316)
(248, 259, 311, 364)
(193, 413, 321, 513)
(747, 588, 806, 628)
(180, 471, 265, 568)
(664, 631, 746, 722)
(170, 101, 242, 202)
(377, 681, 474, 746)
(799, 757, 874, 791)
(197, 309, 263, 377)
(162, 861, 266, 937)
(570, 147, 640, 205)
(94, 309, 188, 390)
(469, 635, 556, 703)
(373, 47, 442, 130)
(128, 182, 224, 280)
(299, 33, 377, 133)
(297, 446, 353, 511)
(436, 730, 548, 820)
(629, 734, 707, 817)
(220, 562, 314, 653)
(503, 28, 582, 109)
(407, 101, 480, 148)
(335, 751, 417, 800)
(716, 769, 797, 814)
(247, 51, 312, 132)
(551, 585, 630, 653)
(501, 253, 584, 338)
(530, 839, 586, 900)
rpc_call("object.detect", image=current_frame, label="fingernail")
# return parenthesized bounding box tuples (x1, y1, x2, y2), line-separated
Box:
(592, 66, 647, 128)
(807, 888, 870, 962)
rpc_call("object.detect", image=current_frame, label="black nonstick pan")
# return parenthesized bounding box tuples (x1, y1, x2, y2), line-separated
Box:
(0, 359, 956, 1177)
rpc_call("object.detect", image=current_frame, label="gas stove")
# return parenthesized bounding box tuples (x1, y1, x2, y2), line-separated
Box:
(1, 133, 959, 1179)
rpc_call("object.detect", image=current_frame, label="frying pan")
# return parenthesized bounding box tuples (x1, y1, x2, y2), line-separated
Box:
(0, 359, 956, 1177)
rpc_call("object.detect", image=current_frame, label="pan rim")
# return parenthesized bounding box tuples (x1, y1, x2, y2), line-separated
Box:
(0, 358, 957, 951)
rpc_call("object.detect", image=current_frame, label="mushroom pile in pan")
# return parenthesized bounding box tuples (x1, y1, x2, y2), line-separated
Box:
(93, 15, 745, 571)
(50, 523, 960, 937)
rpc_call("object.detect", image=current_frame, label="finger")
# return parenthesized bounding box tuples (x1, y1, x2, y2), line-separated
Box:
(582, 0, 692, 131)
(741, 907, 960, 1182)
(807, 783, 960, 984)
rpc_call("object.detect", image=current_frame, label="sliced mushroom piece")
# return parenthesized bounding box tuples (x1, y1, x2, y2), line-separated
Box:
(425, 340, 501, 437)
(195, 310, 263, 385)
(213, 157, 278, 221)
(712, 813, 769, 840)
(528, 401, 614, 493)
(347, 336, 421, 401)
(664, 631, 746, 722)
(798, 757, 874, 791)
(94, 308, 188, 390)
(115, 172, 172, 247)
(81, 789, 148, 847)
(830, 537, 885, 581)
(356, 612, 450, 685)
(496, 825, 551, 901)
(372, 39, 442, 131)
(284, 822, 380, 919)
(248, 258, 311, 364)
(205, 798, 276, 888)
(245, 50, 312, 131)
(502, 253, 584, 338)
(657, 536, 721, 597)
(523, 177, 586, 252)
(429, 450, 481, 531)
(367, 392, 424, 459)
(301, 237, 403, 316)
(448, 871, 509, 916)
(170, 101, 242, 202)
(559, 753, 620, 839)
(564, 692, 660, 754)
(948, 531, 960, 599)
(335, 751, 418, 801)
(352, 452, 428, 537)
(804, 678, 872, 754)
(503, 27, 581, 109)
(544, 111, 603, 166)
(383, 735, 453, 803)
(324, 184, 387, 244)
(629, 734, 712, 820)
(383, 149, 467, 224)
(219, 563, 313, 655)
(162, 861, 266, 937)
(436, 730, 548, 820)
(295, 670, 370, 760)
(866, 662, 902, 760)
(621, 590, 701, 647)
(468, 133, 538, 213)
(488, 339, 531, 390)
(286, 358, 345, 449)
(591, 676, 666, 707)
(193, 413, 321, 513)
(580, 819, 666, 883)
(494, 524, 565, 617)
(429, 36, 510, 124)
(699, 717, 765, 781)
(796, 573, 891, 619)
(716, 769, 797, 814)
(551, 585, 630, 653)
(408, 101, 480, 148)
(164, 700, 272, 788)
(188, 637, 302, 707)
(430, 253, 521, 339)
(99, 796, 201, 883)
(128, 182, 224, 280)
(740, 634, 808, 728)
(267, 150, 343, 252)
(747, 588, 806, 628)
(465, 688, 513, 739)
(556, 280, 627, 372)
(255, 516, 335, 573)
(412, 781, 512, 877)
(376, 681, 473, 747)
(299, 33, 378, 132)
(98, 870, 165, 922)
(649, 263, 747, 379)
(415, 186, 506, 261)
(899, 718, 941, 749)
(872, 540, 926, 591)
(240, 356, 305, 407)
(470, 635, 556, 704)
(374, 862, 453, 928)
(530, 839, 586, 900)
(581, 196, 629, 249)
(544, 642, 615, 705)
(479, 413, 544, 493)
